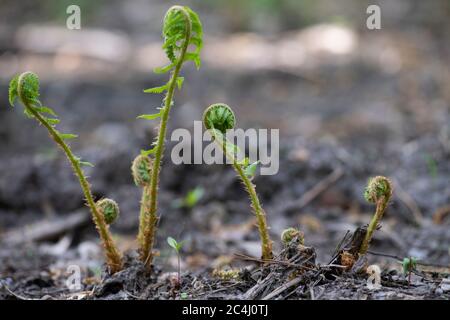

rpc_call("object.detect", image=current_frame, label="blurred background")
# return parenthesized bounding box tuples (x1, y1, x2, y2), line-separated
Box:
(0, 0, 449, 285)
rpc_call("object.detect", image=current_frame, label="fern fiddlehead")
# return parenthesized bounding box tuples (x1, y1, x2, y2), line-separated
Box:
(281, 227, 304, 247)
(137, 5, 203, 268)
(9, 72, 123, 274)
(96, 198, 120, 225)
(203, 103, 274, 260)
(131, 154, 153, 247)
(359, 176, 393, 255)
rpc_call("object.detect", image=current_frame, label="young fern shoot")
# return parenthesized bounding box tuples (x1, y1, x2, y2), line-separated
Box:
(359, 176, 393, 255)
(8, 72, 123, 273)
(137, 5, 203, 268)
(131, 154, 153, 247)
(202, 103, 273, 260)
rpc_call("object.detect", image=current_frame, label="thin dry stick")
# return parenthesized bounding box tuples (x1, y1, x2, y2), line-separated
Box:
(262, 278, 302, 300)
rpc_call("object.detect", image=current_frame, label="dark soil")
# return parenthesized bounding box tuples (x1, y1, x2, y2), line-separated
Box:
(0, 133, 449, 299)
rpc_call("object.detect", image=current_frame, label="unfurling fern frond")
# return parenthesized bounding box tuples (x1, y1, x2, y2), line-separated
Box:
(160, 5, 203, 72)
(8, 71, 122, 273)
(137, 6, 203, 270)
(202, 103, 273, 260)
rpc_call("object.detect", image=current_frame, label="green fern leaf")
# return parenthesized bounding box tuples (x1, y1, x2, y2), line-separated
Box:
(140, 148, 157, 157)
(46, 118, 60, 126)
(143, 84, 168, 94)
(154, 63, 175, 74)
(23, 108, 34, 119)
(8, 74, 19, 107)
(59, 133, 78, 140)
(33, 106, 57, 116)
(137, 113, 161, 120)
(238, 157, 250, 167)
(80, 161, 94, 167)
(185, 6, 203, 38)
(176, 77, 184, 90)
(18, 72, 41, 106)
(244, 161, 260, 178)
(75, 156, 94, 167)
(160, 6, 203, 68)
(184, 53, 201, 69)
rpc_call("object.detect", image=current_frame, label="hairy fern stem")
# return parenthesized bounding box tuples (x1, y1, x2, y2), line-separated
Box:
(209, 128, 273, 260)
(14, 72, 122, 273)
(138, 6, 200, 269)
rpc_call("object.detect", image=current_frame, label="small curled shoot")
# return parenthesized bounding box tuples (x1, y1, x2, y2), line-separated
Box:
(8, 71, 122, 273)
(96, 198, 120, 225)
(132, 154, 153, 249)
(281, 227, 304, 246)
(132, 155, 153, 187)
(359, 176, 393, 256)
(364, 176, 392, 204)
(203, 103, 273, 260)
(161, 5, 203, 69)
(203, 103, 236, 133)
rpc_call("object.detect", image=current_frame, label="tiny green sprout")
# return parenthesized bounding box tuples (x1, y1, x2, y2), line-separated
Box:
(96, 198, 120, 225)
(424, 154, 438, 180)
(167, 236, 185, 288)
(8, 71, 122, 273)
(203, 103, 273, 260)
(402, 257, 417, 274)
(359, 176, 393, 256)
(167, 236, 184, 253)
(402, 257, 417, 285)
(281, 227, 304, 246)
(180, 292, 188, 299)
(137, 5, 203, 269)
(174, 187, 204, 209)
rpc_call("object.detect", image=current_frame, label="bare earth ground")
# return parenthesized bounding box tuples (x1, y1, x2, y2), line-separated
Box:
(0, 1, 449, 300)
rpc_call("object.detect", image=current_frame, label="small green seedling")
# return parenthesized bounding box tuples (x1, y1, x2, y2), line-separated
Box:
(359, 176, 393, 256)
(202, 103, 273, 260)
(8, 72, 122, 274)
(402, 257, 417, 285)
(173, 187, 205, 209)
(424, 154, 438, 180)
(136, 5, 203, 269)
(167, 236, 185, 287)
(180, 292, 188, 299)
